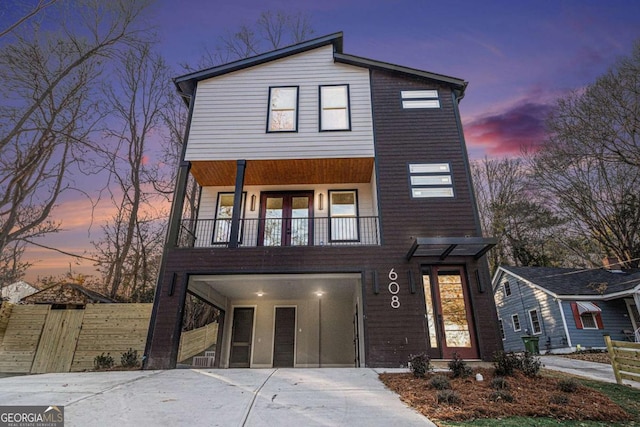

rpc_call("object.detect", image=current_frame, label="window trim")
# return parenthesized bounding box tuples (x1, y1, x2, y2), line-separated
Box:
(328, 189, 360, 242)
(319, 84, 351, 132)
(511, 314, 521, 332)
(528, 309, 542, 335)
(498, 318, 506, 340)
(212, 192, 246, 244)
(580, 312, 598, 330)
(267, 86, 299, 133)
(504, 281, 512, 297)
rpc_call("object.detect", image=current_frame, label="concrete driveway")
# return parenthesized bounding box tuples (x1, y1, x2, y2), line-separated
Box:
(0, 368, 435, 427)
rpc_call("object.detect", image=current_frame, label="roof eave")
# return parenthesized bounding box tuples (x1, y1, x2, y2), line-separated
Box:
(174, 31, 344, 97)
(333, 52, 468, 96)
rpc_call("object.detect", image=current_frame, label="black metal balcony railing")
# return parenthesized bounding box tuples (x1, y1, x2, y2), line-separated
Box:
(177, 217, 380, 248)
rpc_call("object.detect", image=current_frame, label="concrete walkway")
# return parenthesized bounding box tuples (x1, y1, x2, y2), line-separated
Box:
(0, 368, 435, 427)
(542, 355, 639, 389)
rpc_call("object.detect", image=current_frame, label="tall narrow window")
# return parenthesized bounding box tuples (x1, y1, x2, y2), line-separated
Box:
(213, 193, 245, 244)
(498, 318, 505, 340)
(320, 85, 350, 131)
(512, 314, 521, 332)
(423, 274, 438, 348)
(329, 190, 358, 241)
(268, 86, 298, 132)
(504, 281, 512, 297)
(529, 309, 542, 334)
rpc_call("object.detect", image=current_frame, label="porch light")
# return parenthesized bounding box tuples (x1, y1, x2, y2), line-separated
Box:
(315, 291, 324, 297)
(250, 194, 256, 211)
(256, 291, 264, 297)
(318, 193, 324, 210)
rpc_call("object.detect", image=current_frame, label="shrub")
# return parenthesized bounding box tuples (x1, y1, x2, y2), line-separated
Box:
(121, 348, 140, 368)
(490, 376, 509, 390)
(94, 352, 114, 370)
(519, 352, 542, 377)
(448, 352, 473, 378)
(408, 353, 432, 378)
(549, 393, 569, 405)
(492, 351, 520, 376)
(437, 389, 462, 405)
(557, 378, 579, 393)
(429, 375, 451, 390)
(489, 390, 514, 403)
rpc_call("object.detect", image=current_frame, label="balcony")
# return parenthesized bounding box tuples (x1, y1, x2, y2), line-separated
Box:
(177, 216, 380, 248)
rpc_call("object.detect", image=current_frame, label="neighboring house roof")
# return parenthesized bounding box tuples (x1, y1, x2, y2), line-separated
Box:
(0, 281, 39, 303)
(495, 265, 640, 299)
(20, 283, 116, 305)
(174, 31, 467, 99)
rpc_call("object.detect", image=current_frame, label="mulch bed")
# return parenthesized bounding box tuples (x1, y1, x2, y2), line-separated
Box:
(379, 368, 630, 423)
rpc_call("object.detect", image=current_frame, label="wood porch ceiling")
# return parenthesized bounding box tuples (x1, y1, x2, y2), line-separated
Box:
(190, 158, 375, 186)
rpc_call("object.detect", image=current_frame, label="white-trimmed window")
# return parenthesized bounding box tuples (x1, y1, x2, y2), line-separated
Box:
(329, 190, 358, 241)
(528, 309, 542, 334)
(320, 85, 350, 131)
(504, 281, 512, 297)
(213, 193, 245, 244)
(499, 318, 505, 340)
(512, 314, 521, 332)
(409, 163, 454, 198)
(268, 86, 298, 132)
(401, 90, 440, 109)
(580, 312, 598, 329)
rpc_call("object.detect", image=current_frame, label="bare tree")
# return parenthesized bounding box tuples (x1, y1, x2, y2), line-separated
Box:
(471, 157, 572, 272)
(93, 42, 171, 301)
(190, 10, 315, 69)
(0, 0, 59, 39)
(548, 40, 640, 167)
(0, 0, 152, 286)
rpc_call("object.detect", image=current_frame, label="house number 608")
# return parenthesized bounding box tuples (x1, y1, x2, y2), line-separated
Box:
(388, 268, 400, 309)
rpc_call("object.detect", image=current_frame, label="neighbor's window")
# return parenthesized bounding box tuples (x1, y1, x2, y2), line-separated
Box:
(529, 309, 542, 334)
(268, 86, 298, 132)
(213, 193, 245, 244)
(329, 190, 358, 241)
(512, 314, 521, 332)
(504, 281, 512, 297)
(498, 318, 505, 340)
(320, 85, 350, 131)
(580, 313, 598, 329)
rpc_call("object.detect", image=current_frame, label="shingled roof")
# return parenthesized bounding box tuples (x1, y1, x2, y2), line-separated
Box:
(497, 266, 640, 298)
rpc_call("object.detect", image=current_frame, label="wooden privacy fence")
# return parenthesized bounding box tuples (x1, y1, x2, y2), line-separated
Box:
(0, 302, 152, 374)
(604, 335, 640, 385)
(177, 322, 218, 363)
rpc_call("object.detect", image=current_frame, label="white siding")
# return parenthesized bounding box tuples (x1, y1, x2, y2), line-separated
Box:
(185, 45, 374, 161)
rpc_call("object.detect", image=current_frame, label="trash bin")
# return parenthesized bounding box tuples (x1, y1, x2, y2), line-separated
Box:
(521, 336, 540, 354)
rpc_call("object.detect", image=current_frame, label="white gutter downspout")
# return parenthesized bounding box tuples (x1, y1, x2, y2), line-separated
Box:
(558, 299, 572, 348)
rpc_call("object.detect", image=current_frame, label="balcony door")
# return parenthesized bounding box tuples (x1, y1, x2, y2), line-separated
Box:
(259, 191, 314, 246)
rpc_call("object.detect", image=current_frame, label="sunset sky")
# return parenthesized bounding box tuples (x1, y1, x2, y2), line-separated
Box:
(5, 0, 640, 283)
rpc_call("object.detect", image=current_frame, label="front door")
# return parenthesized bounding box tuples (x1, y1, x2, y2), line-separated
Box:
(273, 307, 296, 367)
(229, 307, 254, 368)
(259, 192, 313, 246)
(422, 266, 478, 359)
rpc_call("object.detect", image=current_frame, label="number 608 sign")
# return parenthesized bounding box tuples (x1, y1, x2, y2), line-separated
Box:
(388, 268, 400, 309)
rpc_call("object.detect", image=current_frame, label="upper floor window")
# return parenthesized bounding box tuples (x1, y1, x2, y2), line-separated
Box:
(504, 281, 512, 297)
(213, 193, 245, 244)
(498, 318, 505, 340)
(329, 190, 359, 241)
(401, 90, 440, 109)
(320, 85, 350, 131)
(408, 163, 454, 198)
(268, 86, 298, 132)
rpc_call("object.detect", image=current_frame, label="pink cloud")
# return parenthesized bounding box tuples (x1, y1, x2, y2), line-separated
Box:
(464, 101, 554, 156)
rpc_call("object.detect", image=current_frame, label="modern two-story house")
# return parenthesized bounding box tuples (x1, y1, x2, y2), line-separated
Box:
(144, 32, 501, 369)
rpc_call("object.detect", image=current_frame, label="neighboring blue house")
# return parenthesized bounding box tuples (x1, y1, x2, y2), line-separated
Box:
(493, 265, 640, 353)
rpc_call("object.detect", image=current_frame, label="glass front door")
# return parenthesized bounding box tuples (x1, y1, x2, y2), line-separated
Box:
(422, 266, 478, 359)
(259, 191, 313, 246)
